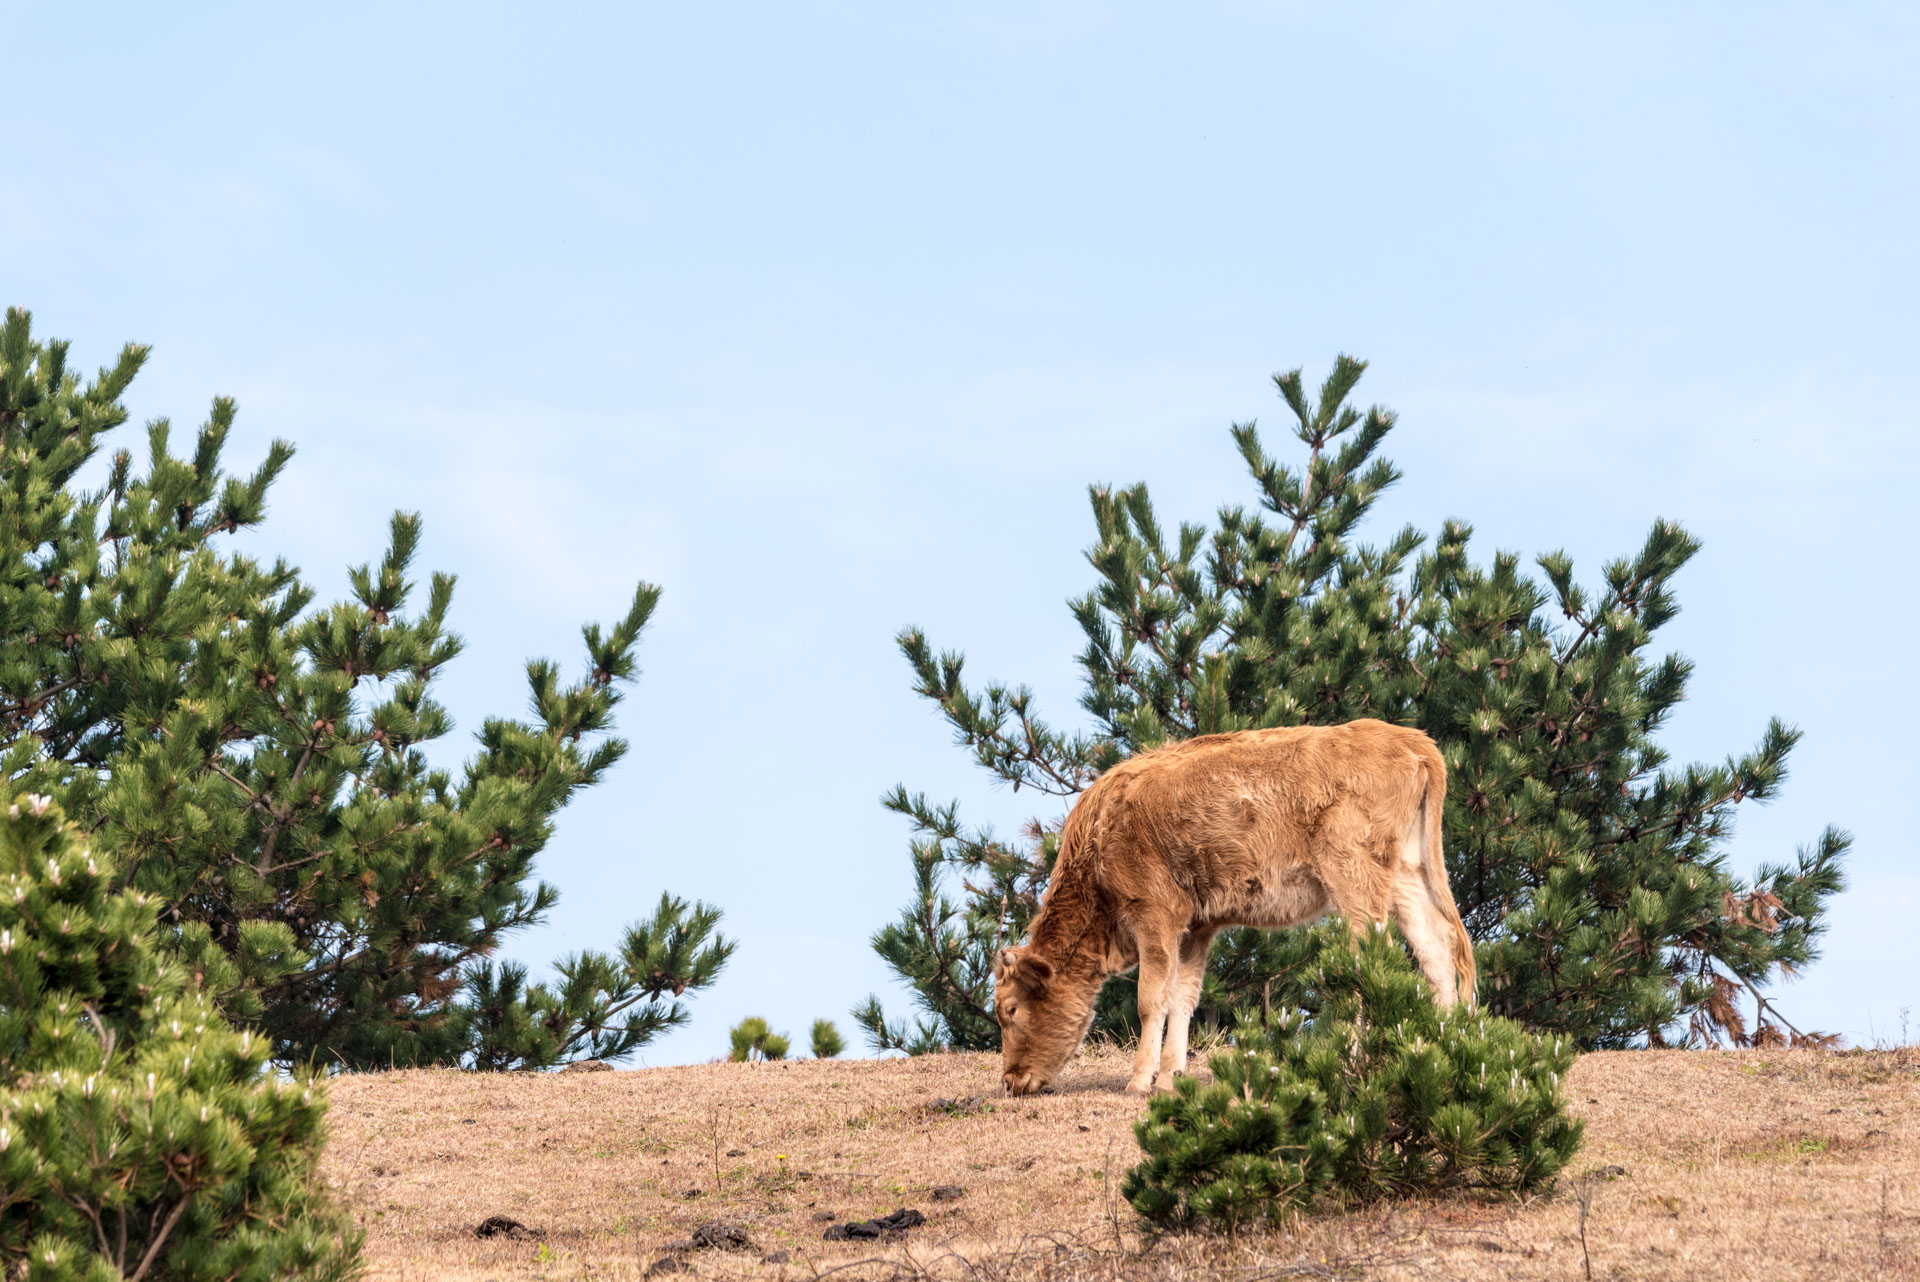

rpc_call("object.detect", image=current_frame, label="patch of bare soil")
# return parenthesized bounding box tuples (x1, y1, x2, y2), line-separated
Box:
(321, 1045, 1919, 1281)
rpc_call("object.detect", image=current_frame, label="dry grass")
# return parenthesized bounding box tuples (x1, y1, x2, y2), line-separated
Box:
(320, 1045, 1919, 1281)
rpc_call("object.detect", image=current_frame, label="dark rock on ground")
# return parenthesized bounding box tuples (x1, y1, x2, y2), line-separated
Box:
(930, 1185, 965, 1201)
(472, 1216, 539, 1240)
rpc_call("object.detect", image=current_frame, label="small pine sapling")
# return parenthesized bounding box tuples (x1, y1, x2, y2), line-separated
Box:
(810, 1018, 846, 1059)
(1124, 921, 1583, 1231)
(728, 1017, 789, 1062)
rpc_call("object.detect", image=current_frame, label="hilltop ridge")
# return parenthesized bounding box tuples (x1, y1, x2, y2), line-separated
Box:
(323, 1044, 1915, 1280)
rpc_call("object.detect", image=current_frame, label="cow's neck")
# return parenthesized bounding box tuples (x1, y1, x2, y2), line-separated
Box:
(1027, 863, 1111, 995)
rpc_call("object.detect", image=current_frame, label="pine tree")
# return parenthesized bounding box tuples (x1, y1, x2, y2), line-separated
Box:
(860, 357, 1846, 1052)
(0, 308, 731, 1069)
(727, 1017, 789, 1062)
(1122, 921, 1581, 1231)
(1, 792, 360, 1280)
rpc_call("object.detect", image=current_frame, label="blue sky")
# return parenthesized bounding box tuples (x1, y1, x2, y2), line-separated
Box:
(5, 4, 1914, 1058)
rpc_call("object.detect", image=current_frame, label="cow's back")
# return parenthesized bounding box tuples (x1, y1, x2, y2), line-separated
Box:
(1071, 720, 1438, 924)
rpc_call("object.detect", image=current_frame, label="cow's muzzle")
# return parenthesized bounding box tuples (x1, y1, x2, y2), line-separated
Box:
(1003, 1071, 1050, 1096)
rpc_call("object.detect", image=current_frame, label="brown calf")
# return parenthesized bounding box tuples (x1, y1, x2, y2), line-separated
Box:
(993, 719, 1474, 1096)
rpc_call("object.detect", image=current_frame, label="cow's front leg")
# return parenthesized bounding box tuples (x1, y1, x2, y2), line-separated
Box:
(1160, 926, 1216, 1083)
(1127, 934, 1178, 1095)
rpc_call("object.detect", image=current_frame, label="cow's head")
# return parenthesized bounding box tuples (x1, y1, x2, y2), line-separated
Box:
(994, 944, 1092, 1096)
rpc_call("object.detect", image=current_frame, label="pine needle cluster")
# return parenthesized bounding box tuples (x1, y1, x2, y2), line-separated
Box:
(1122, 922, 1582, 1233)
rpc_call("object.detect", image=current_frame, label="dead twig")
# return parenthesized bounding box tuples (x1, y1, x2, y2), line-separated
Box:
(1574, 1176, 1596, 1282)
(1879, 1174, 1893, 1271)
(801, 1259, 907, 1281)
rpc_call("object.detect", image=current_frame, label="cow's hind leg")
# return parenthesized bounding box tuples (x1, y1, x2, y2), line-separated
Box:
(1392, 868, 1461, 1007)
(1127, 919, 1183, 1095)
(1159, 926, 1217, 1082)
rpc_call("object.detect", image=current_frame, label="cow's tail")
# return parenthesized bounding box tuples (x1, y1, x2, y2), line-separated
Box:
(1419, 746, 1477, 1009)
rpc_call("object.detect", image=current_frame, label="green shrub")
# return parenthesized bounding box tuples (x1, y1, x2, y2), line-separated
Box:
(727, 1017, 788, 1062)
(1123, 922, 1583, 1232)
(810, 1019, 845, 1059)
(0, 794, 359, 1279)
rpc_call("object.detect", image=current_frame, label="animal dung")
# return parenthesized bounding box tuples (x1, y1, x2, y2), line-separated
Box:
(664, 1221, 754, 1252)
(822, 1208, 927, 1241)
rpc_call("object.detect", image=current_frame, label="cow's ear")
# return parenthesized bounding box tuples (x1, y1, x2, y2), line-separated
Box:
(1015, 955, 1053, 992)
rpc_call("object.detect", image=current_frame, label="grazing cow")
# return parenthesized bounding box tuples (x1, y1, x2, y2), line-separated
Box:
(993, 719, 1474, 1097)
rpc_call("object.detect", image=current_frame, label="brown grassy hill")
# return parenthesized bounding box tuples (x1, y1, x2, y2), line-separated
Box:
(321, 1045, 1917, 1281)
